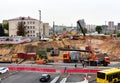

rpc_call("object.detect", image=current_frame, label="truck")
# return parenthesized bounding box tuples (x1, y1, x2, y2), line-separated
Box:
(63, 51, 79, 63)
(59, 48, 91, 63)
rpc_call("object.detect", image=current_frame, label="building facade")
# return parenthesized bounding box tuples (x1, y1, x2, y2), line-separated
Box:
(86, 24, 96, 33)
(108, 21, 115, 30)
(8, 16, 49, 38)
(43, 23, 49, 37)
(117, 23, 120, 30)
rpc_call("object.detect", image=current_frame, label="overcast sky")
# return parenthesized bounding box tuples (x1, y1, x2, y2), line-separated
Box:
(0, 0, 120, 26)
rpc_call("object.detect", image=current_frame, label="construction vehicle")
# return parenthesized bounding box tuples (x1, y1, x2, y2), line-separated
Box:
(77, 20, 110, 66)
(36, 50, 48, 64)
(59, 48, 91, 63)
(63, 51, 79, 63)
(69, 29, 80, 40)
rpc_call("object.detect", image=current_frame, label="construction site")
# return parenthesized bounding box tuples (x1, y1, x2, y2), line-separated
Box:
(0, 21, 120, 83)
(0, 21, 120, 66)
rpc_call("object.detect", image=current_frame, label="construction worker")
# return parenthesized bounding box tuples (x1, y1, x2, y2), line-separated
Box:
(82, 61, 85, 68)
(64, 67, 67, 73)
(75, 63, 77, 68)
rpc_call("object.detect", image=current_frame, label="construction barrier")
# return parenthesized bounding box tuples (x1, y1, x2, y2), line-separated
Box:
(8, 67, 56, 73)
(8, 67, 100, 73)
(60, 68, 100, 73)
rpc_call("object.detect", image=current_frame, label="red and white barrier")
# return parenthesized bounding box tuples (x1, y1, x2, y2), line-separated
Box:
(60, 68, 100, 73)
(8, 67, 56, 73)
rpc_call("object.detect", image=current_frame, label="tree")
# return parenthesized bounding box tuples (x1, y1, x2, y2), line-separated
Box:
(0, 24, 5, 36)
(63, 27, 66, 32)
(117, 33, 120, 37)
(2, 23, 9, 36)
(17, 21, 26, 36)
(3, 23, 9, 30)
(96, 26, 102, 34)
(83, 28, 87, 33)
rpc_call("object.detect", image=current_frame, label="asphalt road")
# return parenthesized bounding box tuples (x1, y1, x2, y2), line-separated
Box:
(1, 71, 58, 83)
(1, 71, 97, 83)
(0, 61, 119, 83)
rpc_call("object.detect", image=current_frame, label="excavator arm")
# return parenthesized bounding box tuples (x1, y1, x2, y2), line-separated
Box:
(77, 20, 98, 61)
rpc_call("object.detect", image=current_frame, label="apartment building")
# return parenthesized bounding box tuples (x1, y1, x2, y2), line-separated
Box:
(8, 16, 49, 38)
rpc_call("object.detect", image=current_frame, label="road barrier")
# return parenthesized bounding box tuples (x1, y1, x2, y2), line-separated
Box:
(60, 68, 100, 73)
(8, 67, 100, 73)
(8, 67, 56, 73)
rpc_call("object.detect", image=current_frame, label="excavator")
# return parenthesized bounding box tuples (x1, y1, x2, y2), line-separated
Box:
(77, 20, 110, 66)
(58, 20, 110, 66)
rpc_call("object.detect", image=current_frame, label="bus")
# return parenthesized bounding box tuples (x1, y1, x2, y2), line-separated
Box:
(97, 68, 120, 83)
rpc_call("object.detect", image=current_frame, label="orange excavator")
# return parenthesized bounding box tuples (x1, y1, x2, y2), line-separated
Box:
(77, 20, 110, 66)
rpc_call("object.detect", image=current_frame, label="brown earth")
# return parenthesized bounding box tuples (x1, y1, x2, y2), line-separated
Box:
(0, 36, 120, 61)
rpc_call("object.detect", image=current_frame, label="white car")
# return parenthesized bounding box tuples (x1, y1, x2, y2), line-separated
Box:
(0, 67, 9, 74)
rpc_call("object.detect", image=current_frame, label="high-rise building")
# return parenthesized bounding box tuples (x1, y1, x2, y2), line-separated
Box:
(77, 19, 86, 28)
(86, 24, 96, 33)
(117, 23, 120, 30)
(108, 21, 115, 30)
(77, 19, 86, 32)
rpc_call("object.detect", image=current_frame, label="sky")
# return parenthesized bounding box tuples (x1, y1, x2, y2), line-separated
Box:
(0, 0, 120, 26)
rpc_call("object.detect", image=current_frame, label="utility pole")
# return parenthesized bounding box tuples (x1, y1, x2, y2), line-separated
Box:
(39, 10, 41, 40)
(53, 21, 55, 35)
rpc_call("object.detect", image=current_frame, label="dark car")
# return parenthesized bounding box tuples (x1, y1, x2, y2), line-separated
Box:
(39, 74, 51, 82)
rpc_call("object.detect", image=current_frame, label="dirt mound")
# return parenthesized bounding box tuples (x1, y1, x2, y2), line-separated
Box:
(99, 40, 120, 60)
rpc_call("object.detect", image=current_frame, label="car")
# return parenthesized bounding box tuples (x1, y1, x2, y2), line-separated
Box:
(39, 74, 51, 82)
(0, 67, 9, 74)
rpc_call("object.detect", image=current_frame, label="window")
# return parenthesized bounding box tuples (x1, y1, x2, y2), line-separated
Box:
(33, 26, 35, 29)
(33, 31, 35, 33)
(28, 26, 29, 29)
(97, 72, 105, 79)
(113, 73, 117, 78)
(107, 75, 112, 82)
(33, 22, 35, 24)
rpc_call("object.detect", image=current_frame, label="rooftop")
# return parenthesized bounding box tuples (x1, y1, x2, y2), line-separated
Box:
(8, 16, 38, 21)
